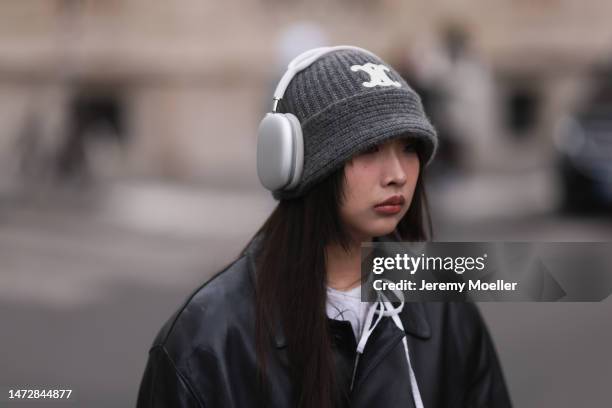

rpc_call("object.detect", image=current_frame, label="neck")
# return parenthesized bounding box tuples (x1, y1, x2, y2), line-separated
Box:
(325, 234, 372, 291)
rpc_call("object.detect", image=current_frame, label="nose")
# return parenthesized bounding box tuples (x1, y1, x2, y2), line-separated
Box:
(381, 145, 408, 187)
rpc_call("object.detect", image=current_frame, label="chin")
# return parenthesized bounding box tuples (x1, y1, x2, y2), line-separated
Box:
(362, 219, 399, 238)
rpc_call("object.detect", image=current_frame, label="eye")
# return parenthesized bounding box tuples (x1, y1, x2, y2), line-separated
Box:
(403, 141, 418, 153)
(361, 144, 380, 155)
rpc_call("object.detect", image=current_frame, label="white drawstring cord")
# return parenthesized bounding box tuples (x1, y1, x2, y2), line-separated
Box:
(350, 300, 384, 390)
(349, 288, 424, 408)
(382, 293, 424, 408)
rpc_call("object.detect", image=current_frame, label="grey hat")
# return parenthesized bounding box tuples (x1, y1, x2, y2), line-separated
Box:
(274, 48, 438, 200)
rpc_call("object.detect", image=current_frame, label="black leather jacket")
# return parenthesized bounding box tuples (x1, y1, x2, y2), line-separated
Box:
(136, 235, 513, 407)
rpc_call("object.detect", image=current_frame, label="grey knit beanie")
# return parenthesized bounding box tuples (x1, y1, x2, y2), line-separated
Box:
(273, 48, 438, 200)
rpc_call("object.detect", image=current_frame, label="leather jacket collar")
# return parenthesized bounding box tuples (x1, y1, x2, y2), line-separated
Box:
(243, 233, 432, 351)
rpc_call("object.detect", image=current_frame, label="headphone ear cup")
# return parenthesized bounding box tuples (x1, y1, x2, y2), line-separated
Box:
(256, 112, 303, 191)
(283, 112, 303, 190)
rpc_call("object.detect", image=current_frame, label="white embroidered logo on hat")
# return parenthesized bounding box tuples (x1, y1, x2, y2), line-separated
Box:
(350, 63, 401, 88)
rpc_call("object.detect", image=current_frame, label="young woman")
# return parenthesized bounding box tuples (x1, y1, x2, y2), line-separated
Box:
(136, 46, 512, 408)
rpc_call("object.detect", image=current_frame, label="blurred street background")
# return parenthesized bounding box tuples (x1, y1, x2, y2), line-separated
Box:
(1, 1, 612, 407)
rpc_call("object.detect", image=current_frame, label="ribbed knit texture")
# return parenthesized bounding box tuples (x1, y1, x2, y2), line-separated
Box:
(273, 48, 438, 200)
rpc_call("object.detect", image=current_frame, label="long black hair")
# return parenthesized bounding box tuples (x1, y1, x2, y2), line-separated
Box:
(241, 138, 433, 408)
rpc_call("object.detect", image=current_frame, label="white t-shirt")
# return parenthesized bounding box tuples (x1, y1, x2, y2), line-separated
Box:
(326, 285, 374, 341)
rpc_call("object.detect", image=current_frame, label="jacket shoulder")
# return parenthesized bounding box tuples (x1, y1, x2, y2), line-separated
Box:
(150, 254, 255, 360)
(419, 302, 512, 406)
(137, 253, 258, 408)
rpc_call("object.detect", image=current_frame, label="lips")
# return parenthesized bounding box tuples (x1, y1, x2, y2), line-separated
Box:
(375, 195, 405, 207)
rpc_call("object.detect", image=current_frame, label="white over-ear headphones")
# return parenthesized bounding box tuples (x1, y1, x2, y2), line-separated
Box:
(256, 45, 381, 192)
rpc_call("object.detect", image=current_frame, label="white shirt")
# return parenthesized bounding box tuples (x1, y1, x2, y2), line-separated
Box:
(326, 285, 374, 341)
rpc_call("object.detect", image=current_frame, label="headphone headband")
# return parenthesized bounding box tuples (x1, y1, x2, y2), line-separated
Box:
(271, 45, 381, 112)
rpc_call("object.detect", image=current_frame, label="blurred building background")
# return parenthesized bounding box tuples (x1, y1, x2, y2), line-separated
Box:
(1, 1, 611, 407)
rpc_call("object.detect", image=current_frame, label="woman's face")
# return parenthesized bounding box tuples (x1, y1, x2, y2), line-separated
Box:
(340, 136, 420, 243)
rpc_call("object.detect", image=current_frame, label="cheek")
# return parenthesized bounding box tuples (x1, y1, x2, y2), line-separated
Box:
(342, 165, 375, 219)
(402, 157, 420, 190)
(344, 164, 376, 203)
(410, 155, 421, 177)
